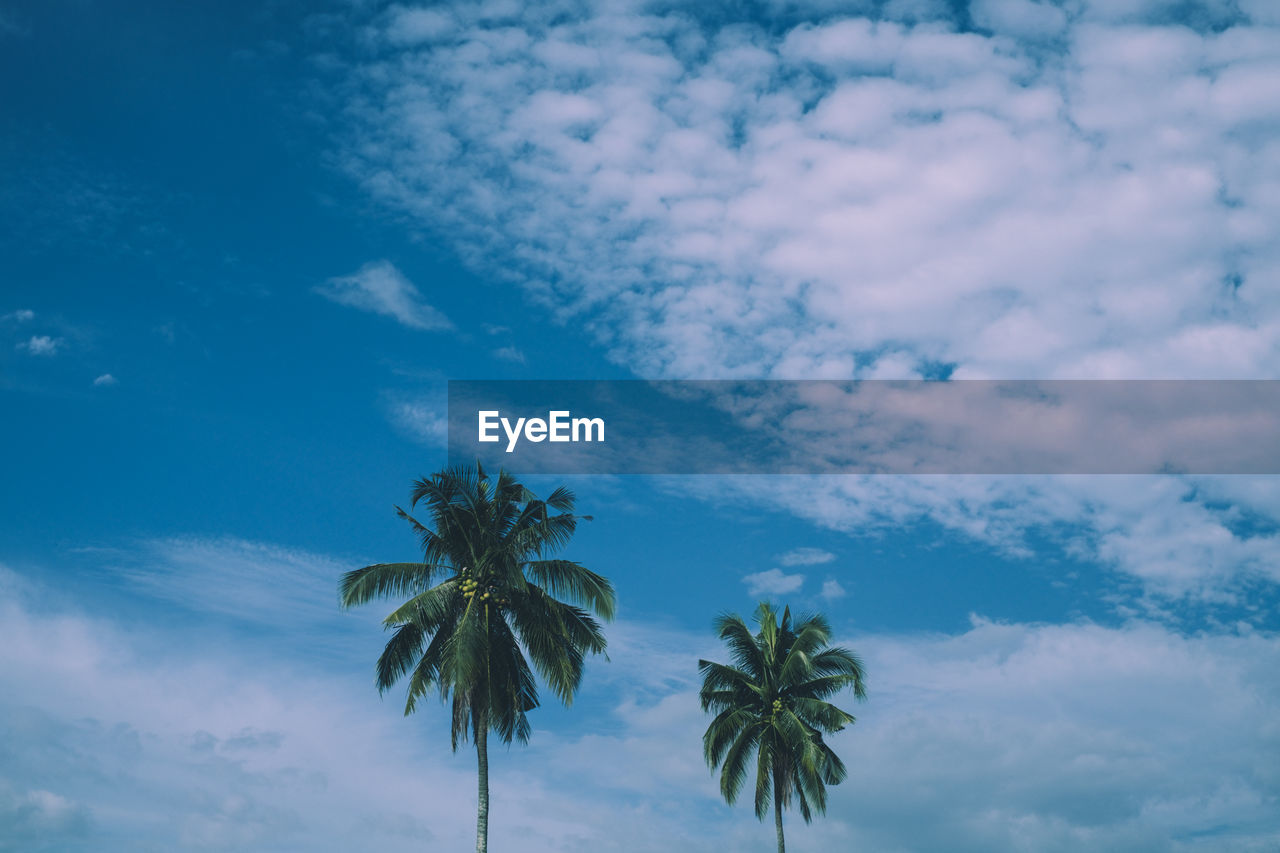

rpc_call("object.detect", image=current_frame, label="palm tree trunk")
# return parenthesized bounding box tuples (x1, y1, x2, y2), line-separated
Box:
(774, 773, 785, 853)
(475, 721, 489, 853)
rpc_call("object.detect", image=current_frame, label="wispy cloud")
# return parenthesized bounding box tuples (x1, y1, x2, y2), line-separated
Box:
(317, 260, 451, 331)
(116, 537, 361, 634)
(385, 393, 448, 447)
(0, 9, 30, 39)
(778, 547, 836, 566)
(2, 309, 34, 323)
(820, 579, 846, 600)
(92, 374, 117, 387)
(691, 473, 1280, 609)
(493, 345, 526, 364)
(742, 567, 805, 597)
(18, 335, 61, 356)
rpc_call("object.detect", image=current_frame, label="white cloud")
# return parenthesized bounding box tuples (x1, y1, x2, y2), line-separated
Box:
(970, 0, 1068, 39)
(333, 2, 1280, 610)
(2, 309, 34, 322)
(742, 567, 805, 596)
(18, 335, 61, 356)
(317, 260, 451, 331)
(0, 784, 90, 847)
(550, 613, 1280, 852)
(3, 561, 1279, 851)
(333, 3, 1280, 615)
(493, 345, 526, 363)
(113, 537, 380, 652)
(778, 547, 836, 566)
(680, 474, 1280, 608)
(820, 578, 846, 599)
(386, 394, 449, 447)
(341, 1, 1280, 381)
(808, 616, 1280, 852)
(0, 565, 474, 851)
(385, 6, 455, 45)
(92, 373, 117, 387)
(0, 562, 739, 852)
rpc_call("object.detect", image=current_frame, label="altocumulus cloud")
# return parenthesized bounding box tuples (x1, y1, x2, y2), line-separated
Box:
(330, 0, 1280, 616)
(339, 0, 1280, 380)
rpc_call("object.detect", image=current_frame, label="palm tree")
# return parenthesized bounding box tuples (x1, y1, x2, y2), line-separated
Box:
(339, 464, 615, 853)
(698, 602, 866, 853)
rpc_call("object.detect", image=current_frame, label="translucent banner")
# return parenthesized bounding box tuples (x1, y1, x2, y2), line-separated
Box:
(447, 380, 1280, 474)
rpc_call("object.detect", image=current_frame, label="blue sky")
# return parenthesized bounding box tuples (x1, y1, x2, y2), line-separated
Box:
(2, 0, 1280, 850)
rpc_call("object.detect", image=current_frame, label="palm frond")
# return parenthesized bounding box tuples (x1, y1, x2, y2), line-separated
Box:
(507, 587, 606, 703)
(790, 673, 861, 701)
(381, 579, 459, 629)
(777, 646, 812, 689)
(339, 562, 440, 608)
(712, 612, 765, 680)
(393, 506, 453, 566)
(543, 485, 575, 512)
(809, 647, 868, 700)
(815, 738, 847, 786)
(523, 559, 616, 620)
(697, 661, 760, 710)
(703, 707, 756, 767)
(718, 724, 761, 805)
(753, 737, 774, 819)
(404, 624, 454, 717)
(789, 696, 856, 732)
(486, 615, 540, 743)
(375, 621, 425, 694)
(510, 511, 580, 558)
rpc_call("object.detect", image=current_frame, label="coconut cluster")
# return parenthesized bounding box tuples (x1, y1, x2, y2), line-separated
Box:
(458, 569, 509, 607)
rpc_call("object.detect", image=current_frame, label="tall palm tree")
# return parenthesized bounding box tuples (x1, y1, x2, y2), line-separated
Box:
(699, 602, 866, 853)
(339, 464, 615, 853)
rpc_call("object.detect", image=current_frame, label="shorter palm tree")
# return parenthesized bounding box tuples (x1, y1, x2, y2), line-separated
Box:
(699, 602, 866, 853)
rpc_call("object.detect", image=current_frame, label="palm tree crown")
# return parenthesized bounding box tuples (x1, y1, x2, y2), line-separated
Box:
(699, 602, 866, 853)
(339, 464, 615, 851)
